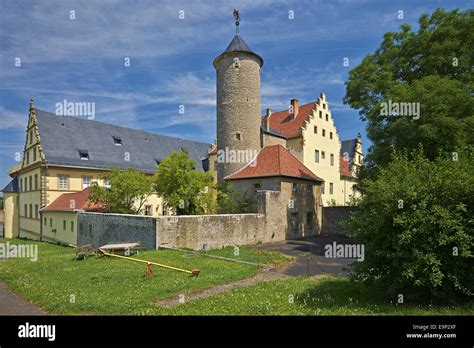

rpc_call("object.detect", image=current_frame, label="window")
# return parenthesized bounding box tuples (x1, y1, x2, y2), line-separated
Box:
(329, 183, 334, 195)
(321, 151, 326, 160)
(34, 174, 38, 190)
(113, 136, 122, 146)
(330, 154, 334, 166)
(79, 150, 89, 160)
(26, 152, 30, 165)
(58, 175, 68, 190)
(319, 111, 322, 118)
(313, 126, 317, 134)
(326, 114, 329, 121)
(103, 178, 111, 188)
(29, 175, 32, 191)
(254, 183, 261, 192)
(63, 220, 66, 230)
(44, 217, 47, 226)
(50, 218, 53, 227)
(292, 183, 297, 193)
(29, 204, 32, 218)
(24, 204, 27, 217)
(235, 133, 241, 141)
(314, 150, 319, 163)
(359, 155, 362, 163)
(322, 129, 326, 137)
(306, 184, 312, 194)
(162, 205, 169, 216)
(290, 212, 299, 231)
(20, 178, 23, 192)
(330, 132, 333, 139)
(323, 103, 326, 109)
(35, 205, 38, 219)
(29, 130, 33, 144)
(71, 221, 74, 232)
(82, 176, 91, 189)
(33, 147, 37, 161)
(145, 205, 152, 216)
(306, 212, 314, 227)
(321, 182, 325, 194)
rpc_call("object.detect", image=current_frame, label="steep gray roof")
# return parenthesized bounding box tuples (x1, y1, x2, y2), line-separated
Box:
(35, 109, 211, 173)
(2, 176, 18, 193)
(214, 34, 263, 67)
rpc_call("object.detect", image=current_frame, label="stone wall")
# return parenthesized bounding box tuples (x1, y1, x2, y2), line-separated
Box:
(320, 206, 357, 236)
(77, 212, 156, 249)
(156, 213, 267, 250)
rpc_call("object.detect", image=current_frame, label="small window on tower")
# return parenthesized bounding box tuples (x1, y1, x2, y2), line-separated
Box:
(235, 133, 241, 141)
(233, 57, 240, 68)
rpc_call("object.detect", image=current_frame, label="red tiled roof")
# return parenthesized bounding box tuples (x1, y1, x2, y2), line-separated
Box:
(262, 101, 317, 139)
(340, 156, 352, 177)
(41, 187, 106, 212)
(225, 144, 323, 182)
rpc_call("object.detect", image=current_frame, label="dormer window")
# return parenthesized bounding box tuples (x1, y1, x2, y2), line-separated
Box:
(79, 150, 89, 160)
(113, 136, 122, 146)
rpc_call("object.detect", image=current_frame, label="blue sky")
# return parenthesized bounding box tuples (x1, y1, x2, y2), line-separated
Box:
(0, 0, 470, 190)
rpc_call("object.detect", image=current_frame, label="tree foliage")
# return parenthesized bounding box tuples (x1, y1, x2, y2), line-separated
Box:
(153, 151, 214, 215)
(344, 8, 474, 172)
(89, 167, 153, 214)
(345, 148, 473, 302)
(216, 181, 250, 214)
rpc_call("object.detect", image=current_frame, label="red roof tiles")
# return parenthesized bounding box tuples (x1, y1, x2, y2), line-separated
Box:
(41, 187, 106, 212)
(340, 156, 351, 177)
(225, 144, 323, 182)
(262, 101, 317, 139)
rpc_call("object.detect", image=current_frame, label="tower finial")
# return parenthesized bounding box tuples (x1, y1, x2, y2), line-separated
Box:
(29, 97, 34, 110)
(233, 9, 240, 35)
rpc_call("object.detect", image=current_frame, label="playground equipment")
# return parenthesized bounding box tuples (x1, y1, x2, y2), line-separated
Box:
(97, 248, 200, 277)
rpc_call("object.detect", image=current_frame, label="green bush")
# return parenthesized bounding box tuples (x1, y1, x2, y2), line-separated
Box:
(346, 148, 473, 303)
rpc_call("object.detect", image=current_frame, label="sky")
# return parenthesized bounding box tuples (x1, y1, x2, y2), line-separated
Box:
(0, 0, 471, 190)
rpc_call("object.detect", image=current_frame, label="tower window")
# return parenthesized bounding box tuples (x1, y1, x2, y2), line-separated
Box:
(233, 57, 240, 68)
(235, 133, 241, 141)
(113, 136, 122, 145)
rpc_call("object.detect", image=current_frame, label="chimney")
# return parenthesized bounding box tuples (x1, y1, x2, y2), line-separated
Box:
(265, 108, 273, 129)
(290, 99, 299, 118)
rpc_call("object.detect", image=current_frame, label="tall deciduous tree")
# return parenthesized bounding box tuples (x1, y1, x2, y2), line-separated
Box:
(89, 167, 153, 214)
(153, 151, 214, 215)
(344, 9, 474, 173)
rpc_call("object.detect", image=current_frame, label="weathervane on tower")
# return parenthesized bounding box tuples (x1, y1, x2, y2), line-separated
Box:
(233, 9, 240, 34)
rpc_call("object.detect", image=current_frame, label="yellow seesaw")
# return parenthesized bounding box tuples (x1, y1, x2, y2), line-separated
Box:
(97, 248, 200, 277)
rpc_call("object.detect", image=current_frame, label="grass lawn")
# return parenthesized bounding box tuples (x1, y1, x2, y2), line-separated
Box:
(1, 239, 472, 315)
(0, 238, 290, 315)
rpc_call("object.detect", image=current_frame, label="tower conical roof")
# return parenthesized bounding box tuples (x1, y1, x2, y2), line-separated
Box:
(213, 34, 263, 67)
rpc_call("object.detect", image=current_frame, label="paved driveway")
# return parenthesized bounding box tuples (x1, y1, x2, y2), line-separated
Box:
(254, 234, 355, 277)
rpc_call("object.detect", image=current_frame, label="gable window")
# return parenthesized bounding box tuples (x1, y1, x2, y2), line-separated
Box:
(322, 129, 326, 137)
(79, 150, 89, 160)
(321, 151, 326, 160)
(29, 130, 33, 144)
(34, 174, 38, 190)
(323, 103, 326, 110)
(330, 154, 334, 166)
(330, 132, 333, 139)
(113, 136, 122, 146)
(329, 183, 334, 195)
(82, 176, 91, 189)
(33, 147, 37, 161)
(326, 114, 329, 121)
(254, 183, 261, 192)
(145, 205, 152, 216)
(292, 183, 297, 193)
(319, 111, 322, 118)
(26, 152, 30, 165)
(35, 204, 38, 219)
(313, 126, 317, 134)
(29, 175, 32, 191)
(314, 150, 319, 163)
(58, 175, 68, 190)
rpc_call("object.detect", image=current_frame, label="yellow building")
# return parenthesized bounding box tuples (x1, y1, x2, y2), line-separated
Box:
(1, 100, 211, 241)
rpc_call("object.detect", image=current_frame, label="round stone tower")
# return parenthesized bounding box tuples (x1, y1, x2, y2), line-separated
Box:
(213, 32, 264, 184)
